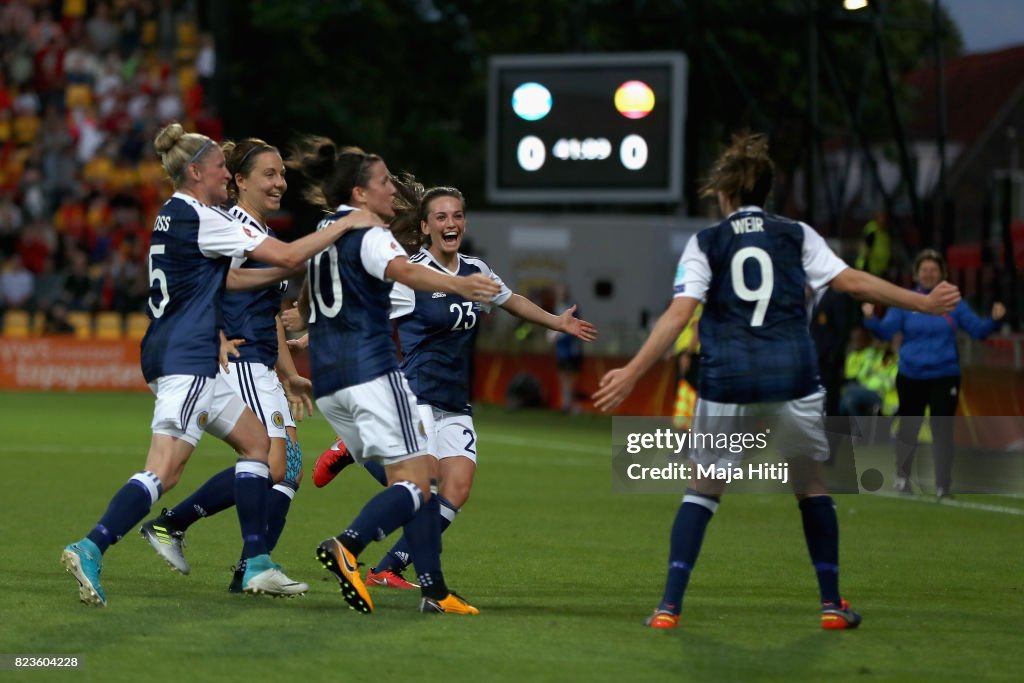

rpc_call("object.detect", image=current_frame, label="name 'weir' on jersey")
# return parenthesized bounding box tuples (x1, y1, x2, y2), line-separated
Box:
(392, 250, 510, 414)
(689, 209, 826, 404)
(141, 194, 232, 383)
(306, 211, 404, 398)
(221, 205, 286, 368)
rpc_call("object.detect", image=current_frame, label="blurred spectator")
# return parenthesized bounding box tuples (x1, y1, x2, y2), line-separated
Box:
(0, 191, 23, 253)
(16, 218, 55, 274)
(810, 287, 854, 417)
(1, 253, 34, 310)
(42, 300, 76, 334)
(855, 210, 892, 277)
(0, 0, 216, 326)
(62, 248, 95, 311)
(85, 2, 119, 54)
(547, 284, 584, 414)
(839, 327, 898, 417)
(862, 249, 1006, 499)
(32, 255, 65, 312)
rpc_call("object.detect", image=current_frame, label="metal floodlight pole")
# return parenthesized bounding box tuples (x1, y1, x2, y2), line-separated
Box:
(933, 0, 950, 251)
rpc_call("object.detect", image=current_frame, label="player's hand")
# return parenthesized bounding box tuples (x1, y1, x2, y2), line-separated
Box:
(457, 273, 502, 303)
(861, 302, 875, 318)
(284, 375, 314, 421)
(558, 305, 597, 342)
(286, 334, 309, 352)
(992, 302, 1006, 321)
(592, 367, 636, 413)
(281, 303, 306, 332)
(922, 281, 960, 315)
(220, 338, 245, 372)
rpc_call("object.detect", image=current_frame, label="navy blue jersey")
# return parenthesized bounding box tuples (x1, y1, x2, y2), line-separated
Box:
(675, 207, 847, 403)
(390, 249, 511, 413)
(141, 193, 268, 383)
(307, 209, 408, 398)
(221, 205, 287, 368)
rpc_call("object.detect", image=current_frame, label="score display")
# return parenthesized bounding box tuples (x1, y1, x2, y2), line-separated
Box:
(487, 53, 687, 204)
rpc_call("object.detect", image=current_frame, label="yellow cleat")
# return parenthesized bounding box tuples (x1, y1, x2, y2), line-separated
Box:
(316, 538, 373, 613)
(419, 591, 479, 614)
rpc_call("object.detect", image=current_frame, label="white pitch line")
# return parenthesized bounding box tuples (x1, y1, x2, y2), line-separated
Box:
(868, 490, 1024, 516)
(6, 436, 1024, 516)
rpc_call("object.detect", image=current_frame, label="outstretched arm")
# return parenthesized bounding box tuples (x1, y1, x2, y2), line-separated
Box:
(593, 296, 699, 413)
(501, 295, 597, 342)
(830, 268, 960, 314)
(384, 257, 501, 303)
(247, 209, 383, 269)
(225, 266, 299, 292)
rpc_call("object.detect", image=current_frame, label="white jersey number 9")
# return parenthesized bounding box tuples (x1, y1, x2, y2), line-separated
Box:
(731, 246, 774, 327)
(148, 244, 169, 318)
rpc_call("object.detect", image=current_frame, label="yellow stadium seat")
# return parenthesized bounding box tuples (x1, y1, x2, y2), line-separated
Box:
(68, 311, 92, 339)
(95, 311, 123, 340)
(3, 310, 31, 337)
(126, 312, 149, 340)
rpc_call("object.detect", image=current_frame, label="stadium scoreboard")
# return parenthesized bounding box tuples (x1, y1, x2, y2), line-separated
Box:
(487, 52, 687, 204)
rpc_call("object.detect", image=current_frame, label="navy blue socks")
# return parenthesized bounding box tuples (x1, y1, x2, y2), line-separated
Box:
(658, 490, 718, 615)
(799, 495, 841, 605)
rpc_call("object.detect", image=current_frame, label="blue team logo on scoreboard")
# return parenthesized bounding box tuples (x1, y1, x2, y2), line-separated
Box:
(512, 82, 552, 121)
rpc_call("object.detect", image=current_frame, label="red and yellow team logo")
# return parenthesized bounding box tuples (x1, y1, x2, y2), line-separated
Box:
(272, 412, 285, 429)
(196, 412, 209, 430)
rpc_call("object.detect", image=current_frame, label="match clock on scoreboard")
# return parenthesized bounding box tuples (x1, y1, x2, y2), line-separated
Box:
(487, 52, 687, 204)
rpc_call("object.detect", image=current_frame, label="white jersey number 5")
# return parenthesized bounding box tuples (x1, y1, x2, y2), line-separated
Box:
(731, 246, 774, 327)
(148, 244, 169, 318)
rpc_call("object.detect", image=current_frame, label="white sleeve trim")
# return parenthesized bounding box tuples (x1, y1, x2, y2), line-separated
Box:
(360, 227, 408, 281)
(390, 282, 416, 319)
(673, 234, 710, 302)
(197, 204, 268, 259)
(800, 223, 848, 289)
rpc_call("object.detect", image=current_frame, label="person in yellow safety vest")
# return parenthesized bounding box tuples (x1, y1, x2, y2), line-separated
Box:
(855, 210, 892, 277)
(672, 304, 702, 428)
(840, 329, 897, 417)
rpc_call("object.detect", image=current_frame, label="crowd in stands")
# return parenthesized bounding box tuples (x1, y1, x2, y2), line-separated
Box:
(0, 0, 219, 331)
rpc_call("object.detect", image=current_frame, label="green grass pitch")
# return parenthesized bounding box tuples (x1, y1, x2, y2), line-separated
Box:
(1, 391, 1021, 682)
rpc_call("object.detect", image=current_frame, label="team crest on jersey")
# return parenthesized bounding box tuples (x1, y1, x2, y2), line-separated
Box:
(242, 226, 256, 238)
(418, 420, 427, 437)
(196, 411, 209, 430)
(272, 411, 285, 428)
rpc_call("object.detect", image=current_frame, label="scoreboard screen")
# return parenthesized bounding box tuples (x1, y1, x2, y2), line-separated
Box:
(486, 52, 687, 204)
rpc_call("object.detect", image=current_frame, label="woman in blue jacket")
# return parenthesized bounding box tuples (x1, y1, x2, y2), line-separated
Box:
(862, 249, 1006, 499)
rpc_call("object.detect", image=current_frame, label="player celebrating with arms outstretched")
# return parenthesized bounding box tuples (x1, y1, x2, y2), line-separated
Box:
(594, 132, 960, 630)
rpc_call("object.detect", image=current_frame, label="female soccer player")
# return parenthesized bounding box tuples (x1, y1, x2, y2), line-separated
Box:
(138, 137, 319, 592)
(289, 137, 501, 614)
(324, 182, 596, 589)
(61, 123, 376, 606)
(593, 132, 961, 630)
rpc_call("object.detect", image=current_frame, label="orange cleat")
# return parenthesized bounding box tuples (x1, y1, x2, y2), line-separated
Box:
(316, 538, 373, 613)
(822, 598, 862, 630)
(643, 609, 680, 629)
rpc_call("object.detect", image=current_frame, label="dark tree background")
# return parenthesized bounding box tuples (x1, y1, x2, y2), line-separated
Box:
(201, 0, 962, 233)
